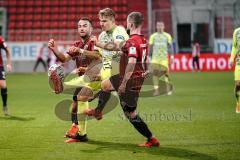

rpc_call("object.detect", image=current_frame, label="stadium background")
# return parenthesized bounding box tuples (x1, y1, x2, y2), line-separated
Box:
(0, 0, 239, 72)
(0, 0, 240, 160)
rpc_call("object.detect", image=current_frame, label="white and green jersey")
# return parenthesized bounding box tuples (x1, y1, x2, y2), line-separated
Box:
(230, 27, 240, 65)
(98, 25, 129, 69)
(149, 32, 172, 61)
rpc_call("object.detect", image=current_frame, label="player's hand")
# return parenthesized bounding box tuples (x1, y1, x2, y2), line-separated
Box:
(229, 61, 233, 68)
(118, 83, 126, 95)
(68, 46, 82, 55)
(48, 39, 57, 51)
(90, 36, 98, 44)
(142, 70, 150, 78)
(77, 67, 86, 74)
(6, 64, 12, 72)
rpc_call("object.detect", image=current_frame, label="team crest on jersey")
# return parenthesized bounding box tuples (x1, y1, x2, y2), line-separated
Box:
(129, 47, 136, 55)
(116, 35, 125, 40)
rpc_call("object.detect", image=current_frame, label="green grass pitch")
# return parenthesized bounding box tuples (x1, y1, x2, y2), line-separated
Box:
(0, 72, 239, 160)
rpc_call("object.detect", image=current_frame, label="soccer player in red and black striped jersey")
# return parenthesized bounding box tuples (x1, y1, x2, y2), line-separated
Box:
(0, 36, 12, 116)
(85, 12, 160, 147)
(48, 17, 101, 143)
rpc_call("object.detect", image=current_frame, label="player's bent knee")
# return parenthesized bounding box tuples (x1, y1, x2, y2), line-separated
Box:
(73, 95, 78, 102)
(0, 80, 6, 88)
(101, 80, 111, 92)
(77, 95, 89, 102)
(236, 81, 240, 86)
(153, 70, 159, 76)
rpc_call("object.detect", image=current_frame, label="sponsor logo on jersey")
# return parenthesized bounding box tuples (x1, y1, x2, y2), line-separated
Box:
(129, 47, 136, 55)
(116, 35, 125, 40)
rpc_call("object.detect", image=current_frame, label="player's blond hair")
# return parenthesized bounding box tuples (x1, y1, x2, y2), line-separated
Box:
(99, 8, 115, 20)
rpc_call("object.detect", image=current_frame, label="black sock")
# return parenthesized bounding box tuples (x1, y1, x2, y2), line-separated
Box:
(71, 100, 78, 125)
(95, 90, 111, 112)
(235, 85, 240, 104)
(1, 88, 7, 107)
(129, 114, 152, 140)
(71, 113, 78, 125)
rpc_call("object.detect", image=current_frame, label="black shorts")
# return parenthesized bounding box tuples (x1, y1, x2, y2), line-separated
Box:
(0, 66, 6, 80)
(110, 74, 143, 113)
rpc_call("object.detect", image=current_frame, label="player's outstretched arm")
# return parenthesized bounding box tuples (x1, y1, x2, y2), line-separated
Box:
(230, 29, 237, 67)
(68, 45, 101, 60)
(118, 57, 136, 94)
(91, 36, 125, 52)
(4, 47, 12, 72)
(82, 50, 102, 60)
(97, 41, 125, 52)
(168, 43, 174, 63)
(48, 39, 71, 63)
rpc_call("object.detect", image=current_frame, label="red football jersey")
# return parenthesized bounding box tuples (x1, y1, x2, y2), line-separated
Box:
(0, 36, 8, 67)
(120, 34, 148, 79)
(67, 37, 95, 76)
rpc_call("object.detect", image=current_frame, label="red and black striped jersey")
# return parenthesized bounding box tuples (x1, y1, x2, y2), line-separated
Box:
(120, 34, 148, 79)
(0, 37, 8, 67)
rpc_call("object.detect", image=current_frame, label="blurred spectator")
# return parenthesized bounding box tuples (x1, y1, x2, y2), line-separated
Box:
(192, 40, 200, 71)
(33, 43, 48, 72)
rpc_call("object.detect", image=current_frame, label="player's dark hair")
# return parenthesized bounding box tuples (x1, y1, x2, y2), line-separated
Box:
(99, 8, 115, 20)
(127, 12, 144, 28)
(80, 17, 93, 27)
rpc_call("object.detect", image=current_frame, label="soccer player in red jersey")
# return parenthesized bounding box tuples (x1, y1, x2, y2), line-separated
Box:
(0, 36, 12, 116)
(85, 12, 160, 147)
(48, 17, 101, 143)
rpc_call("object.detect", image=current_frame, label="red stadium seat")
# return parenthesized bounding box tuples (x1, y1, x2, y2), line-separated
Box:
(26, 0, 34, 6)
(61, 7, 68, 13)
(42, 21, 51, 29)
(34, 14, 42, 21)
(69, 1, 76, 6)
(43, 0, 51, 6)
(35, 7, 43, 14)
(8, 0, 17, 6)
(9, 7, 17, 14)
(52, 0, 59, 6)
(51, 21, 59, 29)
(9, 15, 16, 22)
(61, 21, 67, 28)
(61, 0, 68, 6)
(26, 7, 34, 14)
(43, 14, 50, 21)
(9, 22, 15, 30)
(34, 21, 42, 29)
(17, 15, 25, 22)
(51, 7, 59, 13)
(16, 22, 24, 29)
(15, 30, 24, 41)
(25, 14, 33, 21)
(35, 1, 42, 6)
(18, 0, 25, 6)
(50, 14, 59, 21)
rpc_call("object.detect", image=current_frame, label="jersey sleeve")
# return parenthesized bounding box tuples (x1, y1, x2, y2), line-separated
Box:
(166, 33, 173, 44)
(124, 41, 138, 58)
(0, 39, 8, 50)
(230, 29, 237, 63)
(112, 26, 129, 42)
(149, 33, 155, 45)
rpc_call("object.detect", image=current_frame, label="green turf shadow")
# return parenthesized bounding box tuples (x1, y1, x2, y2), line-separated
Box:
(0, 115, 35, 121)
(82, 139, 217, 160)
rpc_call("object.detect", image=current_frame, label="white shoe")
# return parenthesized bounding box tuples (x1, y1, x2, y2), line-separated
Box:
(3, 107, 9, 116)
(167, 91, 172, 95)
(236, 104, 240, 113)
